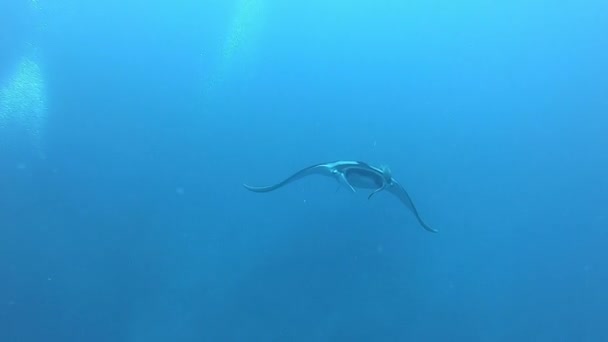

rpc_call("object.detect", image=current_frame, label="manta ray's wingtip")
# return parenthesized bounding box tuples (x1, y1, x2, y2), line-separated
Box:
(423, 224, 439, 233)
(242, 183, 272, 193)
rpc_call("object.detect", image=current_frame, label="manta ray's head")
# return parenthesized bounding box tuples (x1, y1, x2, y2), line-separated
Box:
(379, 164, 393, 184)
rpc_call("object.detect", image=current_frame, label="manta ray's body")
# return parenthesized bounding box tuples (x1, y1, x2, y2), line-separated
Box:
(243, 161, 437, 233)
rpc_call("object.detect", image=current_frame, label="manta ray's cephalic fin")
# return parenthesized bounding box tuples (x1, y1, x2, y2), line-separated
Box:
(367, 185, 388, 200)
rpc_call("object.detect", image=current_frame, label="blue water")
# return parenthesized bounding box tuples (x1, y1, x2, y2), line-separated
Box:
(1, 0, 607, 341)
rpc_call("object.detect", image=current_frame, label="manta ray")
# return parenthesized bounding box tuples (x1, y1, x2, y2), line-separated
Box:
(243, 160, 437, 233)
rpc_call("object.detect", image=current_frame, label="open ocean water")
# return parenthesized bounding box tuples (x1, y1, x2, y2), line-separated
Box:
(1, 0, 607, 341)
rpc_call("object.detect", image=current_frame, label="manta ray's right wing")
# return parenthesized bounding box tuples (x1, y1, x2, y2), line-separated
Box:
(387, 180, 438, 233)
(243, 163, 330, 193)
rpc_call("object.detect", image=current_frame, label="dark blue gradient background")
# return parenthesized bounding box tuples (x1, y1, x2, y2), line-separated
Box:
(1, 0, 607, 341)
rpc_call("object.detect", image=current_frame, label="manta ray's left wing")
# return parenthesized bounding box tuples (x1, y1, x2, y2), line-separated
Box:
(243, 163, 330, 193)
(386, 180, 438, 233)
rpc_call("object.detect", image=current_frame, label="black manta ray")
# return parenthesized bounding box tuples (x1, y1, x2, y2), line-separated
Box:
(243, 160, 438, 233)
